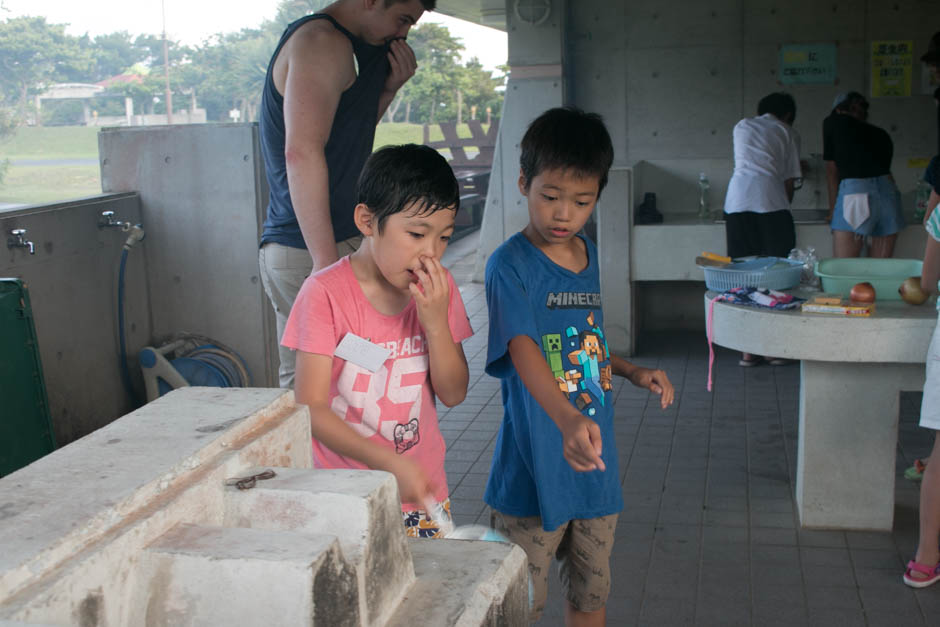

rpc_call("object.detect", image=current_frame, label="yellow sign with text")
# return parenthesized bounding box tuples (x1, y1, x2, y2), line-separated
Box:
(871, 40, 912, 97)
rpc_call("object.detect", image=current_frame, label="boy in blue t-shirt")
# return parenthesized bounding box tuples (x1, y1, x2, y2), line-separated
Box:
(484, 107, 675, 625)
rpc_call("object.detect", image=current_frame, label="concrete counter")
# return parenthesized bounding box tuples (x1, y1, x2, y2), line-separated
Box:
(706, 290, 938, 362)
(633, 219, 927, 282)
(705, 291, 937, 530)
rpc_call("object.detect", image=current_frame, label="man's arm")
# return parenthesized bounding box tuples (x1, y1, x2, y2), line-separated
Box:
(610, 355, 674, 410)
(508, 335, 606, 472)
(280, 26, 356, 270)
(377, 39, 417, 121)
(294, 350, 436, 509)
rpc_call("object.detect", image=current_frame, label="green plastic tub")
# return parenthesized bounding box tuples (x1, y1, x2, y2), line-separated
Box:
(814, 258, 923, 300)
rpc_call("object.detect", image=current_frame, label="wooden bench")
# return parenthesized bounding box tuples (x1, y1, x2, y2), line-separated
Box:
(423, 120, 499, 235)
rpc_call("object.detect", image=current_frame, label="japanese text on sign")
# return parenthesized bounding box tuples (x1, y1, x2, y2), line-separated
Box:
(779, 44, 837, 84)
(871, 40, 912, 98)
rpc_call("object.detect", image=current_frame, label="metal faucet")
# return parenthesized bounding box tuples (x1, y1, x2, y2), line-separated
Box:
(98, 210, 131, 231)
(8, 228, 35, 255)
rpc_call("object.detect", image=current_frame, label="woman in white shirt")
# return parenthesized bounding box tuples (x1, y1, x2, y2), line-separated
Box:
(723, 92, 802, 367)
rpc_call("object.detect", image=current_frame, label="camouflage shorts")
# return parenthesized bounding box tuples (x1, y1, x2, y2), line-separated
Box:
(402, 498, 452, 539)
(491, 510, 618, 622)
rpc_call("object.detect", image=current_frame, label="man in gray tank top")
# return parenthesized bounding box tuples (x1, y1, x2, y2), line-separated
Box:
(259, 0, 435, 388)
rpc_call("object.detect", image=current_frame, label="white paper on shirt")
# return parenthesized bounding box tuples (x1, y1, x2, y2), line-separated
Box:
(335, 333, 391, 373)
(843, 193, 870, 230)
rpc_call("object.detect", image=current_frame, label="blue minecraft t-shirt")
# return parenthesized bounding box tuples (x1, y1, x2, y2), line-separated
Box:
(484, 232, 624, 531)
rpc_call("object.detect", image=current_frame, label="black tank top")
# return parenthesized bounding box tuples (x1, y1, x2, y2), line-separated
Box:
(259, 14, 389, 248)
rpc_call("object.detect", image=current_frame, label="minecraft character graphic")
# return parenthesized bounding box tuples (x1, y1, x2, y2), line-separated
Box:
(568, 329, 605, 404)
(600, 364, 612, 392)
(584, 311, 612, 393)
(554, 313, 611, 404)
(542, 333, 565, 379)
(558, 368, 583, 395)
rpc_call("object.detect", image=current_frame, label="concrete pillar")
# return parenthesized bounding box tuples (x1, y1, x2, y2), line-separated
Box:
(567, 1, 632, 354)
(597, 167, 633, 354)
(796, 360, 925, 530)
(125, 97, 134, 127)
(473, 0, 566, 282)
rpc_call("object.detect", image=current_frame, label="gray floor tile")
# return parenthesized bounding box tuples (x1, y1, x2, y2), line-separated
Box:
(438, 254, 929, 626)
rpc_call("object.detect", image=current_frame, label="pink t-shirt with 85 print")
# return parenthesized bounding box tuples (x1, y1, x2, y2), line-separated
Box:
(281, 256, 473, 510)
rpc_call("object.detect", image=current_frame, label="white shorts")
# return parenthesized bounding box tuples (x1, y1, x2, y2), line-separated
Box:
(920, 319, 940, 430)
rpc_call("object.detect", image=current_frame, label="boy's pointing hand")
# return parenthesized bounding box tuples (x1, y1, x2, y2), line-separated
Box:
(559, 413, 606, 472)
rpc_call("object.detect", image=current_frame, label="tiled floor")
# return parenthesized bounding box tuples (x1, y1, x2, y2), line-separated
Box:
(440, 238, 938, 626)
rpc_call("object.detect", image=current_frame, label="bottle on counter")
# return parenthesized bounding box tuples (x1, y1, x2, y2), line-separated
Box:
(698, 172, 711, 221)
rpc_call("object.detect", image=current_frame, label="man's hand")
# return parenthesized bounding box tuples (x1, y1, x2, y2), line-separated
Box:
(384, 38, 417, 94)
(409, 256, 450, 335)
(558, 412, 606, 472)
(628, 367, 675, 410)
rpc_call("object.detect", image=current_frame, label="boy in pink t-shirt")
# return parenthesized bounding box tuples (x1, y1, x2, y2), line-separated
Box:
(282, 144, 472, 537)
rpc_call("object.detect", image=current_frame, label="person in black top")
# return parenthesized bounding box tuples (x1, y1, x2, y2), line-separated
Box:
(823, 92, 903, 258)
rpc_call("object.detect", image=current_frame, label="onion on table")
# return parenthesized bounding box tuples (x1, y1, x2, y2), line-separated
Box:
(850, 282, 876, 303)
(899, 276, 930, 305)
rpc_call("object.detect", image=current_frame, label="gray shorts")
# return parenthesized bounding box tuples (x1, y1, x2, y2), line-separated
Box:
(491, 510, 618, 622)
(258, 236, 362, 388)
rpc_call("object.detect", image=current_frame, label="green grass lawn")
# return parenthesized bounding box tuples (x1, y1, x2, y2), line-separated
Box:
(0, 165, 101, 205)
(0, 126, 101, 160)
(0, 122, 493, 205)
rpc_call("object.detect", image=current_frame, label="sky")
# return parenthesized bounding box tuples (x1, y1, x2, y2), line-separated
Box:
(0, 0, 508, 71)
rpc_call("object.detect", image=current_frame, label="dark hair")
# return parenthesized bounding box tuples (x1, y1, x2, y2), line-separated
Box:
(356, 144, 458, 232)
(757, 92, 796, 123)
(835, 91, 867, 113)
(519, 107, 614, 196)
(385, 0, 436, 10)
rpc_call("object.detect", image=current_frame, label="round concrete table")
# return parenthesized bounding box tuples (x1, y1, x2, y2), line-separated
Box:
(705, 290, 937, 530)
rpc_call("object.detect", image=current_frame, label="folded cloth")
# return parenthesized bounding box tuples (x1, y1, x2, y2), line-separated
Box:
(715, 286, 805, 310)
(705, 288, 804, 392)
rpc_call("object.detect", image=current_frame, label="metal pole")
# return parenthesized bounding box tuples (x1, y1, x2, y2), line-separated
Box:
(162, 0, 173, 124)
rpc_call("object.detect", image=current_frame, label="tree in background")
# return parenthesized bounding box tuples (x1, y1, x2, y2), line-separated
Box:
(394, 22, 462, 124)
(183, 28, 277, 123)
(270, 0, 331, 32)
(388, 22, 504, 125)
(78, 31, 150, 82)
(0, 16, 91, 123)
(0, 2, 504, 127)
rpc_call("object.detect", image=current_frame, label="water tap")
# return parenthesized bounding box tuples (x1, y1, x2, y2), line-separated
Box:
(98, 210, 131, 231)
(7, 228, 34, 255)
